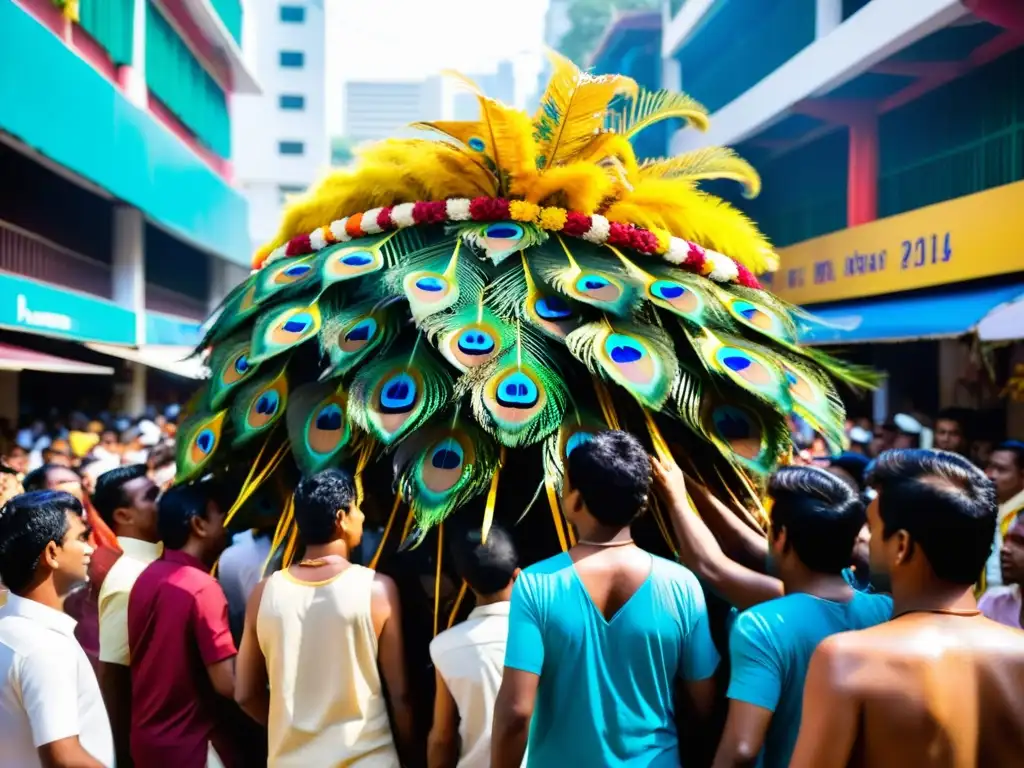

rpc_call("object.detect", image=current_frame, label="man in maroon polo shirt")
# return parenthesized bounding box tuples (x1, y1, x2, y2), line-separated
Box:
(127, 481, 237, 767)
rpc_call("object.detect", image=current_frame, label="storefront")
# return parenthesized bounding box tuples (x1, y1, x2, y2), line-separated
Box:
(0, 271, 203, 424)
(766, 178, 1024, 439)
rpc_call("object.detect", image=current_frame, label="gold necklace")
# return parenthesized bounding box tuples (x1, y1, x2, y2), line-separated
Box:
(576, 538, 635, 548)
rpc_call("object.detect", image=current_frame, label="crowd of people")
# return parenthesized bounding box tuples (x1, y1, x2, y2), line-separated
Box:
(0, 412, 1022, 766)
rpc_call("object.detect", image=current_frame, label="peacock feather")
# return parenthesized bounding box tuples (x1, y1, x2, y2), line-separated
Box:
(180, 51, 875, 565)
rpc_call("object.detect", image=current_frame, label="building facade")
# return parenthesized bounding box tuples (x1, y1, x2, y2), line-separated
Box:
(0, 0, 259, 420)
(344, 78, 445, 145)
(232, 0, 328, 250)
(660, 0, 1024, 438)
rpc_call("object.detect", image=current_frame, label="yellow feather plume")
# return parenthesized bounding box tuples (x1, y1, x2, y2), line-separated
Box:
(612, 89, 710, 138)
(522, 163, 616, 213)
(640, 146, 761, 198)
(533, 49, 638, 169)
(604, 178, 779, 273)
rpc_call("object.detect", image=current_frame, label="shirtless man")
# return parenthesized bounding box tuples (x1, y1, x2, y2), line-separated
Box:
(790, 449, 1024, 768)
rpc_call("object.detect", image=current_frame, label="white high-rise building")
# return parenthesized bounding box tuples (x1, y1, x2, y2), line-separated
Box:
(344, 78, 445, 144)
(232, 0, 329, 250)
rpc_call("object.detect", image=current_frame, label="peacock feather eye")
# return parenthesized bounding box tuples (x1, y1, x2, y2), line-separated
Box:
(206, 337, 261, 411)
(527, 294, 579, 340)
(322, 243, 385, 287)
(710, 404, 765, 462)
(175, 410, 227, 484)
(468, 137, 486, 152)
(727, 298, 791, 341)
(403, 270, 458, 321)
(249, 300, 322, 365)
(340, 316, 378, 352)
(285, 381, 351, 475)
(574, 272, 622, 303)
(535, 296, 573, 319)
(715, 347, 774, 387)
(649, 279, 700, 316)
(230, 368, 289, 447)
(378, 372, 417, 413)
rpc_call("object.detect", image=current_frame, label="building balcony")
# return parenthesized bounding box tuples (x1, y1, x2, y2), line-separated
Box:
(0, 1, 250, 266)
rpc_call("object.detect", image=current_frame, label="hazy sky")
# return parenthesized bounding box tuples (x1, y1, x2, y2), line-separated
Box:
(325, 0, 550, 133)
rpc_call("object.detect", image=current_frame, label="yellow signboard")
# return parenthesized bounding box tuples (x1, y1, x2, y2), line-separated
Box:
(762, 179, 1024, 305)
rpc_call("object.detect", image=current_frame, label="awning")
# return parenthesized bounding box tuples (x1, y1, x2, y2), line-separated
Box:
(0, 342, 113, 375)
(977, 292, 1024, 342)
(86, 343, 206, 380)
(798, 283, 1024, 345)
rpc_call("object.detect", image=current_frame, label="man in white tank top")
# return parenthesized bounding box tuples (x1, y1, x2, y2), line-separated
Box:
(234, 469, 416, 767)
(428, 525, 522, 768)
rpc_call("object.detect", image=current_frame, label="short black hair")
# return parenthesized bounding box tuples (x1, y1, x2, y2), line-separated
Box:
(22, 464, 77, 492)
(936, 408, 966, 427)
(293, 469, 356, 545)
(451, 525, 518, 596)
(566, 430, 651, 527)
(158, 484, 213, 550)
(0, 491, 81, 593)
(92, 464, 149, 527)
(769, 465, 865, 574)
(993, 441, 1024, 472)
(868, 449, 996, 585)
(828, 452, 870, 490)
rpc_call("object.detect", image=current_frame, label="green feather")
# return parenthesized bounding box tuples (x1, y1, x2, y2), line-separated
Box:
(229, 367, 288, 448)
(459, 220, 547, 266)
(285, 380, 351, 476)
(567, 318, 678, 409)
(175, 409, 227, 484)
(394, 416, 499, 530)
(248, 298, 322, 366)
(319, 297, 401, 379)
(533, 236, 639, 317)
(425, 299, 516, 373)
(206, 333, 260, 411)
(348, 344, 452, 445)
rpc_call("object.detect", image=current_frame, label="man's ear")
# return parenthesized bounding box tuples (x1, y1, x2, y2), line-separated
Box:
(42, 540, 60, 570)
(894, 529, 914, 564)
(512, 567, 522, 583)
(112, 506, 133, 527)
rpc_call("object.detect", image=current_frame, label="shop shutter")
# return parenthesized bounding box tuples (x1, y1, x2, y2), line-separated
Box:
(79, 0, 134, 66)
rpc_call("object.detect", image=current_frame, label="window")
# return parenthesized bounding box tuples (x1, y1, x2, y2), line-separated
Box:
(279, 51, 305, 68)
(279, 94, 305, 110)
(280, 4, 305, 22)
(279, 141, 305, 156)
(279, 184, 306, 204)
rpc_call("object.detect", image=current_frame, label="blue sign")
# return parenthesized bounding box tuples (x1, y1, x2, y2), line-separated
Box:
(145, 312, 204, 347)
(0, 272, 136, 345)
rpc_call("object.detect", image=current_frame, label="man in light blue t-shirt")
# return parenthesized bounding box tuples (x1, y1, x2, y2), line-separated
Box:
(492, 431, 719, 768)
(705, 465, 892, 768)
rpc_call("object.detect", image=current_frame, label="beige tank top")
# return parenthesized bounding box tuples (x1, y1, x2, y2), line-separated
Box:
(257, 565, 399, 768)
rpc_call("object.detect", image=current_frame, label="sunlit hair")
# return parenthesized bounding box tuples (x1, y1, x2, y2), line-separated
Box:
(867, 449, 996, 585)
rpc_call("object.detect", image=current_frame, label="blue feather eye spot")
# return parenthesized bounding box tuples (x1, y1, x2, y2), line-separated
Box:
(379, 372, 417, 413)
(314, 403, 344, 432)
(577, 275, 609, 291)
(784, 369, 798, 386)
(255, 390, 280, 416)
(534, 295, 572, 320)
(430, 439, 465, 470)
(711, 405, 763, 460)
(467, 137, 486, 152)
(415, 276, 446, 292)
(282, 312, 313, 335)
(723, 355, 750, 372)
(732, 300, 780, 333)
(716, 347, 774, 388)
(344, 318, 377, 343)
(341, 251, 374, 267)
(284, 263, 311, 277)
(495, 371, 539, 409)
(484, 223, 524, 240)
(651, 280, 686, 300)
(457, 329, 495, 356)
(565, 431, 594, 457)
(234, 355, 250, 375)
(195, 429, 215, 455)
(608, 340, 645, 364)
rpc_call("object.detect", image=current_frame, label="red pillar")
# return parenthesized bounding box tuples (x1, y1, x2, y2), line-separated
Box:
(847, 115, 878, 227)
(965, 0, 1024, 33)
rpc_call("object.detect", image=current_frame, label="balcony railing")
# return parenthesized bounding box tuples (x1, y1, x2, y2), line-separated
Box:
(145, 283, 208, 321)
(0, 219, 112, 298)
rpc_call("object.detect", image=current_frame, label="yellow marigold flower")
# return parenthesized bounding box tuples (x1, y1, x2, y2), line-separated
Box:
(651, 228, 672, 255)
(509, 200, 541, 223)
(539, 207, 567, 231)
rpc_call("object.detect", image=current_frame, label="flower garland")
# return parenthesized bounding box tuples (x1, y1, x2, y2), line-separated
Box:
(257, 197, 763, 290)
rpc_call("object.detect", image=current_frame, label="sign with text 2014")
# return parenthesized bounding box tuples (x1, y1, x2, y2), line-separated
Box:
(766, 179, 1024, 306)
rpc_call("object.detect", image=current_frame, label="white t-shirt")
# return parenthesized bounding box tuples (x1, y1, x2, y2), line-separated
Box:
(0, 594, 114, 767)
(219, 530, 273, 632)
(429, 601, 522, 768)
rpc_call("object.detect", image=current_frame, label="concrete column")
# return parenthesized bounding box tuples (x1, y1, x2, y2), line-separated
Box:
(847, 115, 879, 227)
(815, 0, 843, 39)
(116, 0, 148, 107)
(112, 205, 147, 415)
(661, 56, 682, 93)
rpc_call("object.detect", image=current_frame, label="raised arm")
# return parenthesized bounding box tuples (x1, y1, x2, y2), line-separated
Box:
(687, 480, 769, 570)
(652, 458, 782, 610)
(371, 572, 418, 767)
(789, 637, 861, 768)
(234, 578, 270, 725)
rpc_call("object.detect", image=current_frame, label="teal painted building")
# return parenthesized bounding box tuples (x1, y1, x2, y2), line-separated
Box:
(0, 0, 259, 419)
